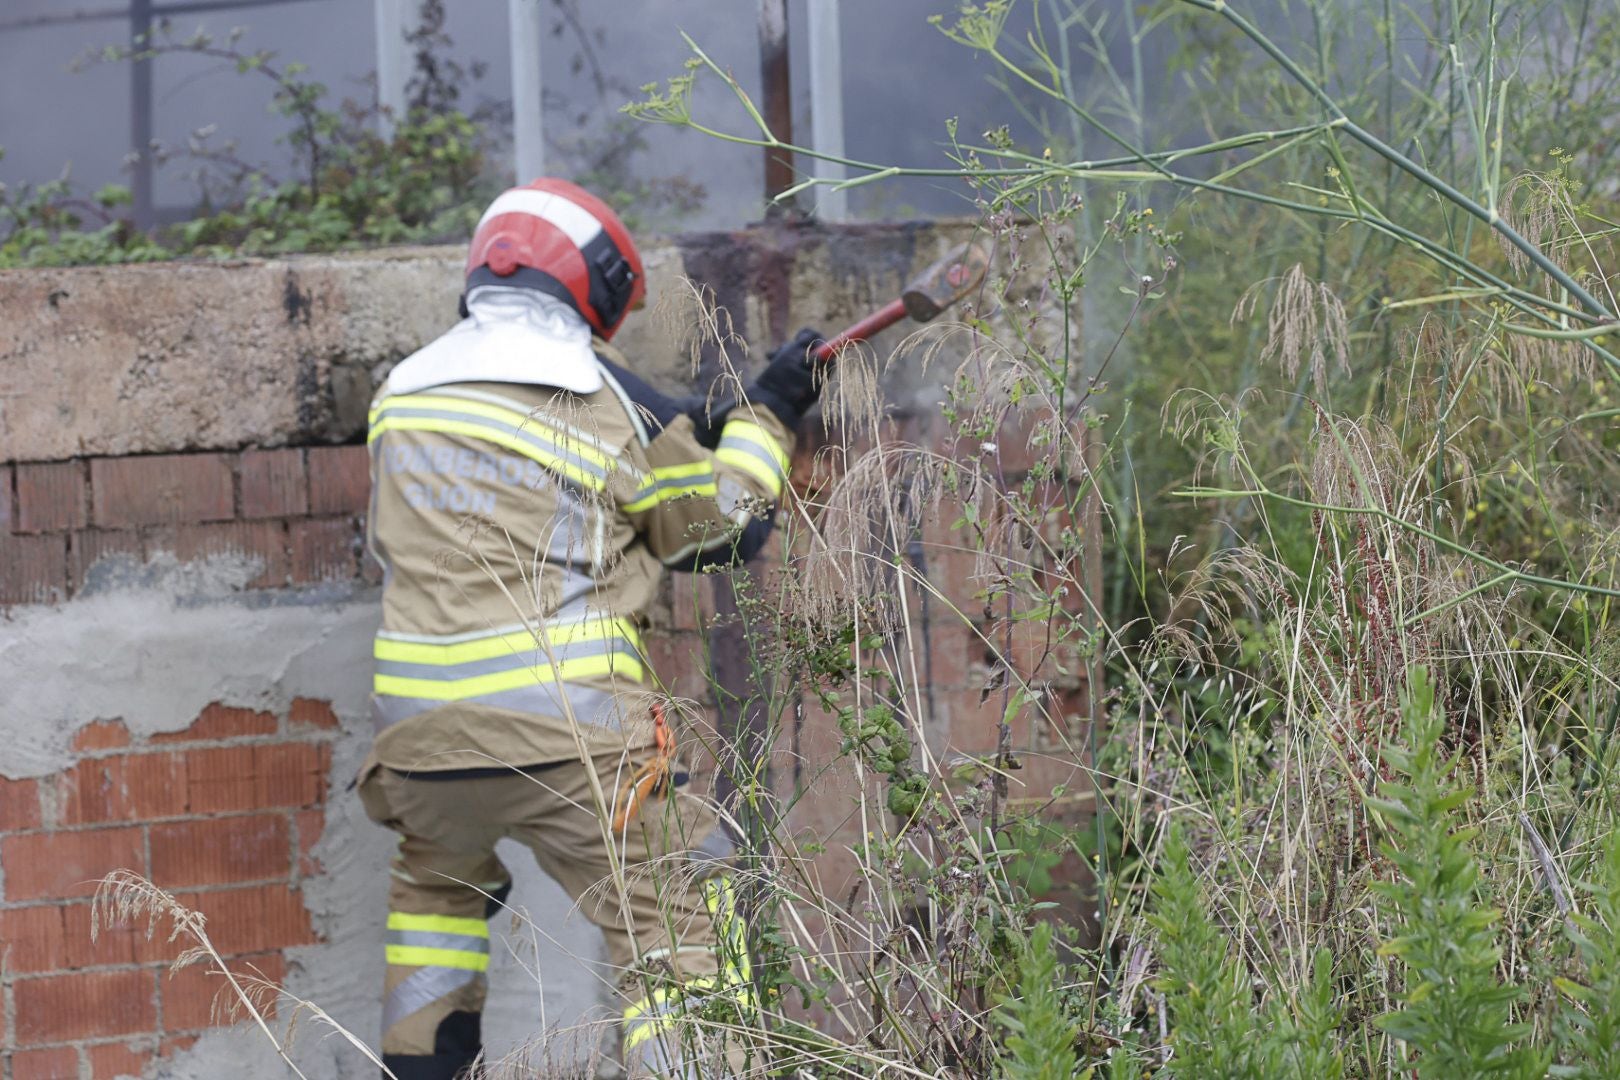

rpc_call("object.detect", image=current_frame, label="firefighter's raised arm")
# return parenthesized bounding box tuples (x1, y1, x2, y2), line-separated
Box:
(601, 329, 825, 570)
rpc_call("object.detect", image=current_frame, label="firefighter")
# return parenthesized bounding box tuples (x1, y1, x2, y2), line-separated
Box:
(356, 177, 823, 1079)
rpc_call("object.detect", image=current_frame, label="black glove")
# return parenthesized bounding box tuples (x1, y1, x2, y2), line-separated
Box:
(747, 327, 827, 427)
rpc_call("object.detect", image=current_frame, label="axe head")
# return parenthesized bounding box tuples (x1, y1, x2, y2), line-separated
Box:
(900, 242, 990, 323)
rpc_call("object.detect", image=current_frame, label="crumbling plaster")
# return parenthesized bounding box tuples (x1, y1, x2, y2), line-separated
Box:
(0, 556, 612, 1076)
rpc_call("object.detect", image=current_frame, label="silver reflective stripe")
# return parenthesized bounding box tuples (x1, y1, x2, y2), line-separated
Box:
(385, 930, 491, 955)
(373, 404, 608, 484)
(717, 433, 786, 481)
(383, 966, 484, 1033)
(373, 636, 644, 683)
(372, 682, 623, 732)
(543, 486, 605, 578)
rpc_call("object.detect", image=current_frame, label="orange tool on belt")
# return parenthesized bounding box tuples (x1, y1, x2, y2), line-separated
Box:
(613, 702, 676, 831)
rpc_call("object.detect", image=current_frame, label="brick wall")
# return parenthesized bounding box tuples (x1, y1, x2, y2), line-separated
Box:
(0, 228, 1088, 1077)
(1, 446, 371, 1078)
(0, 446, 373, 608)
(1, 424, 1096, 1077)
(0, 702, 336, 1078)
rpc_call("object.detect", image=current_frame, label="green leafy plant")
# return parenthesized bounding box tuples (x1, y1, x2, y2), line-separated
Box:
(1552, 832, 1620, 1077)
(995, 921, 1081, 1080)
(1370, 667, 1548, 1078)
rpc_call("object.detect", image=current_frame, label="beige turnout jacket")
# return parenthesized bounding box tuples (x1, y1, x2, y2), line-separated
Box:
(365, 341, 794, 772)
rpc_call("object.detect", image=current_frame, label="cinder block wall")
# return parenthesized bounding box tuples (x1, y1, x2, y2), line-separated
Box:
(0, 221, 1092, 1079)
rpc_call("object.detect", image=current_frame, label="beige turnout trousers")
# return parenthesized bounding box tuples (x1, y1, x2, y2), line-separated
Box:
(358, 750, 750, 1078)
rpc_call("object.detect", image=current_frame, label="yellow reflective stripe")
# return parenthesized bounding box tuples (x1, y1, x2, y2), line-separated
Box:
(622, 461, 720, 513)
(375, 654, 645, 700)
(623, 1018, 658, 1050)
(704, 877, 752, 982)
(715, 446, 783, 498)
(385, 945, 490, 971)
(369, 415, 604, 490)
(387, 913, 489, 938)
(621, 986, 675, 1024)
(374, 619, 642, 666)
(622, 984, 760, 1048)
(622, 487, 715, 513)
(370, 393, 614, 470)
(720, 420, 790, 472)
(650, 461, 713, 481)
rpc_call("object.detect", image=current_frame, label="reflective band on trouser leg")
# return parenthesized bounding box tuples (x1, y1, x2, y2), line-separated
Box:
(621, 876, 755, 1075)
(382, 912, 491, 1079)
(371, 617, 645, 731)
(715, 419, 790, 499)
(383, 913, 492, 1032)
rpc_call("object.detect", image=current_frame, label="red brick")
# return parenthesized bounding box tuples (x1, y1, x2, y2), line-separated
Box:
(172, 885, 315, 955)
(1, 774, 43, 830)
(15, 461, 89, 533)
(2, 827, 146, 901)
(14, 969, 157, 1044)
(91, 454, 235, 528)
(183, 743, 324, 813)
(10, 1047, 80, 1080)
(1, 462, 13, 531)
(289, 517, 358, 583)
(149, 815, 289, 888)
(257, 886, 317, 950)
(288, 697, 339, 730)
(59, 752, 189, 825)
(182, 746, 259, 814)
(306, 445, 370, 514)
(0, 533, 69, 606)
(668, 575, 718, 633)
(164, 520, 289, 589)
(239, 448, 308, 518)
(943, 683, 1034, 757)
(62, 900, 175, 969)
(646, 634, 711, 702)
(88, 1041, 152, 1079)
(162, 951, 285, 1030)
(151, 702, 278, 744)
(70, 528, 145, 593)
(72, 719, 133, 753)
(178, 745, 320, 814)
(0, 905, 67, 974)
(255, 742, 327, 808)
(295, 808, 325, 876)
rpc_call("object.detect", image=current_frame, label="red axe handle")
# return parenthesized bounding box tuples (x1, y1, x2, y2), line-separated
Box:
(811, 298, 909, 362)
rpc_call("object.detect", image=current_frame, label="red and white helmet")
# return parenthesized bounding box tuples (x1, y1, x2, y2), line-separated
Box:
(465, 178, 646, 340)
